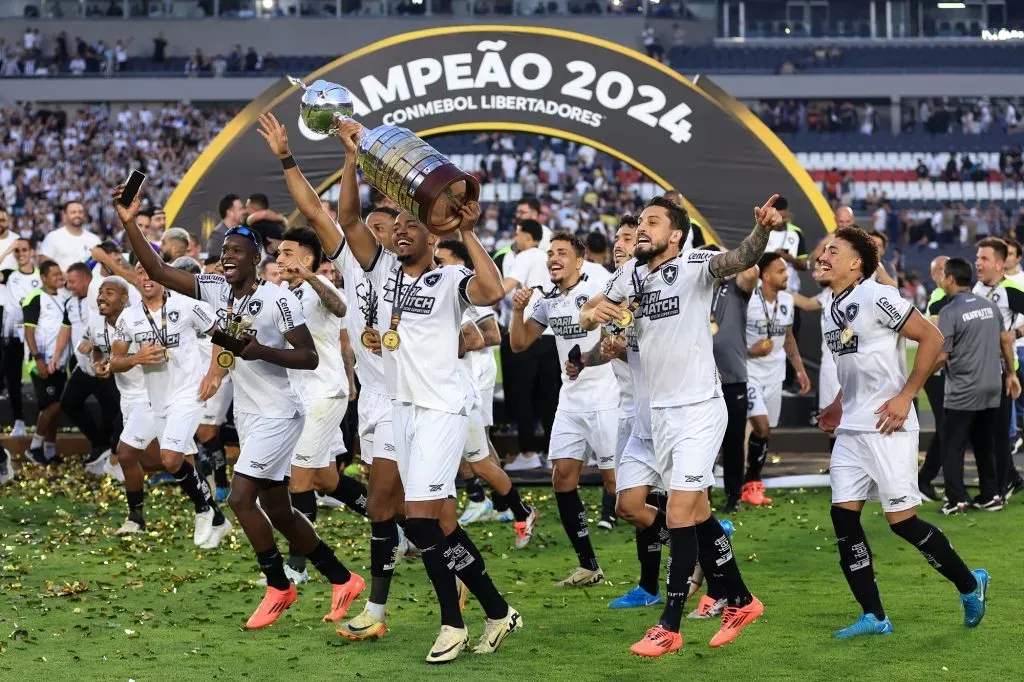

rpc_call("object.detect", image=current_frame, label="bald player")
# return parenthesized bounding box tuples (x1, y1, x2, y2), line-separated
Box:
(917, 256, 950, 500)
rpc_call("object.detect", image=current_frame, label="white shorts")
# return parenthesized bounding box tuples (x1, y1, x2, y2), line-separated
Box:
(747, 381, 782, 428)
(358, 388, 397, 465)
(652, 397, 728, 492)
(616, 433, 670, 494)
(830, 430, 921, 512)
(292, 397, 348, 470)
(478, 385, 494, 427)
(119, 401, 158, 451)
(329, 430, 347, 457)
(616, 413, 636, 464)
(200, 376, 233, 426)
(234, 411, 305, 482)
(392, 402, 467, 502)
(548, 407, 618, 470)
(120, 401, 200, 455)
(818, 349, 840, 411)
(463, 404, 489, 463)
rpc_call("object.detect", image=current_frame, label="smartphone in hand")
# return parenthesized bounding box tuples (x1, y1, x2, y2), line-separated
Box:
(118, 169, 147, 207)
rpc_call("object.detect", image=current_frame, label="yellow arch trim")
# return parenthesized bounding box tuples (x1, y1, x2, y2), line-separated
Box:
(166, 24, 824, 242)
(293, 121, 719, 246)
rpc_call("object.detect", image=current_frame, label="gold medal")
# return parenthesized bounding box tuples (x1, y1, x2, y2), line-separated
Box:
(360, 329, 377, 349)
(840, 326, 854, 345)
(613, 307, 634, 330)
(710, 320, 719, 335)
(759, 338, 774, 353)
(163, 349, 170, 362)
(216, 350, 235, 369)
(381, 329, 401, 351)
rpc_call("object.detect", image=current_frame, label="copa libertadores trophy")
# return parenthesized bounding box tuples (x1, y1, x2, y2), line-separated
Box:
(288, 77, 480, 235)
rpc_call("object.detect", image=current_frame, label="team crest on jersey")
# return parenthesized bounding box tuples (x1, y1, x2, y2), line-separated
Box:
(424, 272, 441, 288)
(248, 299, 263, 316)
(845, 302, 859, 321)
(294, 287, 304, 300)
(662, 264, 678, 284)
(779, 304, 788, 316)
(32, 279, 40, 288)
(575, 294, 589, 309)
(168, 310, 179, 323)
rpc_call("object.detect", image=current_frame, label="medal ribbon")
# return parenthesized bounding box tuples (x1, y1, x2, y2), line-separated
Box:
(223, 279, 262, 333)
(829, 282, 858, 330)
(387, 266, 431, 335)
(758, 288, 780, 337)
(710, 282, 729, 324)
(141, 291, 169, 347)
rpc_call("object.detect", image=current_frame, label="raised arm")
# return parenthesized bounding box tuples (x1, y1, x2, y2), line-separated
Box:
(112, 185, 196, 297)
(336, 119, 383, 268)
(792, 291, 822, 312)
(708, 194, 786, 279)
(256, 113, 343, 257)
(508, 289, 545, 352)
(458, 203, 505, 306)
(90, 246, 140, 287)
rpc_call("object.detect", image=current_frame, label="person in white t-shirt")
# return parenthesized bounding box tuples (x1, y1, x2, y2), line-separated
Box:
(817, 226, 989, 639)
(113, 264, 232, 550)
(510, 232, 619, 587)
(330, 115, 519, 662)
(581, 195, 781, 655)
(0, 234, 36, 437)
(514, 196, 553, 251)
(114, 184, 365, 633)
(38, 201, 102, 271)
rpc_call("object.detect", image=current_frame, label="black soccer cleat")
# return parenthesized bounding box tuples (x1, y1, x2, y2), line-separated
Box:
(972, 496, 1004, 512)
(940, 501, 967, 515)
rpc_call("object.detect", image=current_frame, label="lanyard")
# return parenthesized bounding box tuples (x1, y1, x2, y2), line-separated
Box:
(758, 288, 779, 332)
(141, 292, 168, 346)
(710, 282, 729, 322)
(224, 279, 261, 329)
(829, 282, 858, 328)
(981, 280, 1014, 330)
(388, 266, 431, 332)
(363, 274, 379, 329)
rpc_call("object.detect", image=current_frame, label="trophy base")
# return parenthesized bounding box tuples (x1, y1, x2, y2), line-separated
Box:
(412, 164, 480, 236)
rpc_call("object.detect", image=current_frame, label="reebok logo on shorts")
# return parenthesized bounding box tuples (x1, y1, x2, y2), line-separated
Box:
(888, 496, 907, 506)
(600, 456, 613, 464)
(429, 484, 443, 492)
(384, 443, 396, 452)
(250, 461, 269, 471)
(685, 475, 703, 483)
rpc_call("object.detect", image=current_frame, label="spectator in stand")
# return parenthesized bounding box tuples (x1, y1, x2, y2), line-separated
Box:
(153, 32, 167, 63)
(205, 193, 244, 259)
(244, 47, 259, 71)
(584, 231, 609, 268)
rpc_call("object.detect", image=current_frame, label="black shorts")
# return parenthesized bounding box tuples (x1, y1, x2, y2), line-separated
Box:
(32, 370, 67, 410)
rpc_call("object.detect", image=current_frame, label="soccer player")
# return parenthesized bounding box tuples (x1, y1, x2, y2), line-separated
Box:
(23, 260, 71, 465)
(973, 237, 1024, 500)
(256, 117, 402, 640)
(0, 237, 40, 438)
(276, 226, 371, 582)
(742, 253, 811, 505)
(114, 185, 365, 631)
(581, 195, 779, 654)
(817, 226, 989, 638)
(509, 232, 619, 587)
(436, 239, 538, 547)
(932, 257, 1018, 514)
(112, 261, 233, 548)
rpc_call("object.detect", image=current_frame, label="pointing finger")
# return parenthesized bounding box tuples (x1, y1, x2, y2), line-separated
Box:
(761, 194, 780, 212)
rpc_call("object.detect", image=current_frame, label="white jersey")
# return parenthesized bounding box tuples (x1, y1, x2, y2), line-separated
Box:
(63, 292, 94, 377)
(331, 240, 386, 393)
(459, 308, 482, 410)
(581, 261, 611, 288)
(465, 305, 498, 392)
(288, 276, 347, 400)
(116, 293, 216, 416)
(745, 287, 795, 388)
(366, 246, 475, 414)
(194, 275, 305, 418)
(88, 314, 147, 410)
(3, 268, 40, 339)
(38, 227, 101, 272)
(21, 288, 70, 366)
(529, 272, 619, 413)
(604, 250, 721, 408)
(1009, 271, 1024, 348)
(612, 358, 634, 417)
(822, 279, 919, 433)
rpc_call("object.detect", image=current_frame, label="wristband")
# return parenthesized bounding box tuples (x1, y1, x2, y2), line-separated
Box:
(280, 155, 297, 169)
(32, 353, 43, 360)
(1016, 329, 1022, 340)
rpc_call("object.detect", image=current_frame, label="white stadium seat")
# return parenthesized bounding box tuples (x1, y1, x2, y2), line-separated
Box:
(853, 182, 869, 201)
(892, 182, 909, 200)
(495, 183, 510, 202)
(990, 183, 1004, 200)
(821, 152, 836, 169)
(962, 183, 976, 201)
(920, 182, 935, 201)
(949, 183, 963, 200)
(935, 183, 949, 201)
(479, 184, 496, 202)
(907, 182, 922, 200)
(975, 183, 989, 201)
(807, 152, 822, 170)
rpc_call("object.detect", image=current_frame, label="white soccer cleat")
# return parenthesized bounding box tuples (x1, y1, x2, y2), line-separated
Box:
(283, 564, 309, 584)
(200, 518, 232, 549)
(459, 498, 494, 525)
(426, 625, 469, 664)
(194, 508, 215, 546)
(0, 449, 15, 486)
(10, 420, 27, 438)
(514, 507, 539, 550)
(396, 523, 409, 562)
(84, 449, 111, 476)
(505, 453, 543, 471)
(103, 458, 125, 483)
(473, 606, 522, 654)
(316, 492, 343, 509)
(114, 519, 144, 536)
(557, 566, 605, 587)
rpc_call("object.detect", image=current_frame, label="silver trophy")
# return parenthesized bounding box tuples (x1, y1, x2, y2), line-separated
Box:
(288, 76, 480, 235)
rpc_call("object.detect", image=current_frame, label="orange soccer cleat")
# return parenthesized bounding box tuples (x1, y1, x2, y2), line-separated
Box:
(322, 572, 367, 622)
(709, 596, 764, 647)
(740, 481, 773, 506)
(245, 584, 298, 630)
(629, 625, 683, 657)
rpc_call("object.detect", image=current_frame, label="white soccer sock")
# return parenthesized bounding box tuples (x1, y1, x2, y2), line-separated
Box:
(30, 434, 43, 449)
(366, 601, 386, 620)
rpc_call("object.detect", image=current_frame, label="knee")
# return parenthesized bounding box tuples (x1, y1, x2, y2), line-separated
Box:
(752, 424, 771, 439)
(366, 492, 392, 523)
(228, 486, 253, 515)
(615, 497, 639, 525)
(829, 505, 861, 534)
(159, 450, 182, 472)
(551, 468, 577, 492)
(264, 501, 296, 528)
(403, 516, 438, 547)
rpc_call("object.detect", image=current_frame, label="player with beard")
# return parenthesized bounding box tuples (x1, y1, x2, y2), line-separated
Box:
(436, 239, 538, 547)
(510, 232, 619, 587)
(255, 114, 403, 640)
(275, 226, 373, 582)
(817, 227, 989, 637)
(581, 195, 781, 654)
(112, 260, 233, 548)
(114, 185, 365, 631)
(327, 117, 519, 662)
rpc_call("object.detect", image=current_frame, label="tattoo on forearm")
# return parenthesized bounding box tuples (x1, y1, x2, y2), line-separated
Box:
(308, 276, 346, 317)
(709, 224, 770, 278)
(583, 343, 604, 367)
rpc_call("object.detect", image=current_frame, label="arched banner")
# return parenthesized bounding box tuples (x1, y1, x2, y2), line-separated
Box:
(165, 25, 833, 247)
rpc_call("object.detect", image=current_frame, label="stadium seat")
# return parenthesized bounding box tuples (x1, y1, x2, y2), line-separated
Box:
(949, 184, 963, 200)
(990, 183, 1004, 200)
(975, 183, 989, 201)
(935, 183, 949, 201)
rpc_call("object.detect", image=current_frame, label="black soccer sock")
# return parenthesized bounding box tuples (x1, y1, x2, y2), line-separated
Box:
(447, 525, 509, 620)
(745, 434, 770, 482)
(287, 491, 317, 572)
(695, 515, 752, 607)
(306, 540, 352, 586)
(494, 486, 531, 522)
(492, 490, 510, 513)
(126, 489, 145, 526)
(465, 476, 487, 504)
(199, 436, 229, 488)
(173, 460, 224, 523)
(405, 517, 464, 628)
(636, 510, 668, 595)
(647, 491, 668, 512)
(369, 520, 399, 605)
(601, 490, 616, 519)
(329, 475, 368, 517)
(659, 526, 698, 632)
(831, 506, 885, 620)
(555, 489, 600, 571)
(256, 547, 290, 591)
(890, 516, 977, 595)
